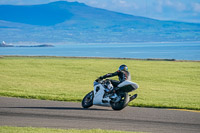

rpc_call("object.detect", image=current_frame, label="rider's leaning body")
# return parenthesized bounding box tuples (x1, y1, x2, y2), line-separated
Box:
(98, 64, 131, 88)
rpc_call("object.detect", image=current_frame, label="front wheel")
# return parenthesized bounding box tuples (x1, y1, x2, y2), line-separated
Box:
(82, 91, 94, 108)
(110, 92, 129, 111)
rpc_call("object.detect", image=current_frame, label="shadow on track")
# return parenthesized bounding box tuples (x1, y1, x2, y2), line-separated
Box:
(4, 106, 111, 111)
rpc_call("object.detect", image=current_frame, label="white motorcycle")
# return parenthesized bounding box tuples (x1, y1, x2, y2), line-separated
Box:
(82, 79, 139, 110)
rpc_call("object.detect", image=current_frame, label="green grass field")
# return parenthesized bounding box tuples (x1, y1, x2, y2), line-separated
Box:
(0, 126, 141, 133)
(0, 56, 199, 110)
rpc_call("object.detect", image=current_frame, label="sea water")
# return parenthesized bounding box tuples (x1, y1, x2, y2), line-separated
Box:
(0, 42, 199, 60)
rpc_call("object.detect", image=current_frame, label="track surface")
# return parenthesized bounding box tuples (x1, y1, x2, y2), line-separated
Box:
(0, 97, 199, 133)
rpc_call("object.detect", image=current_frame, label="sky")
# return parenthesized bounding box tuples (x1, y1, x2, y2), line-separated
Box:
(1, 0, 200, 23)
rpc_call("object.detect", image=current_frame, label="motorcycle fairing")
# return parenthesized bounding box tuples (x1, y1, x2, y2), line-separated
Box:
(117, 80, 139, 92)
(93, 84, 110, 106)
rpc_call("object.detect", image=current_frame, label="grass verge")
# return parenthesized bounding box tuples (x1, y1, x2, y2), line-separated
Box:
(0, 56, 199, 110)
(0, 126, 142, 133)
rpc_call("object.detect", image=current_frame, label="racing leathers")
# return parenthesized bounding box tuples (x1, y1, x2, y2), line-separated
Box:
(99, 70, 131, 88)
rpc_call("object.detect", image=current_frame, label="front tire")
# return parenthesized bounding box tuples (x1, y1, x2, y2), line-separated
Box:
(110, 92, 129, 110)
(82, 91, 94, 108)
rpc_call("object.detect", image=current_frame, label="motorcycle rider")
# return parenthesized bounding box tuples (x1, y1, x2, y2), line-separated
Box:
(97, 64, 131, 93)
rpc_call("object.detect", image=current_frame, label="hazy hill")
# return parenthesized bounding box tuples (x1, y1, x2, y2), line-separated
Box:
(0, 1, 200, 43)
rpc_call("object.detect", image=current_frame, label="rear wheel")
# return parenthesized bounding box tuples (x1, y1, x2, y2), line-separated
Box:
(82, 91, 94, 108)
(110, 92, 129, 110)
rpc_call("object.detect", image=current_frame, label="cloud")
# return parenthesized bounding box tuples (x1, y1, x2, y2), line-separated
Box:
(0, 0, 61, 5)
(174, 2, 186, 11)
(193, 2, 200, 12)
(165, 0, 173, 6)
(119, 0, 126, 4)
(156, 0, 164, 13)
(155, 0, 187, 12)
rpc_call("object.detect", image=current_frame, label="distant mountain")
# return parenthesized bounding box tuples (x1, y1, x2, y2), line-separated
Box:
(0, 1, 73, 26)
(0, 1, 200, 43)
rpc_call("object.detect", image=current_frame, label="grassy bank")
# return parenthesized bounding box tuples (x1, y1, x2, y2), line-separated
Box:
(0, 57, 199, 110)
(0, 126, 141, 133)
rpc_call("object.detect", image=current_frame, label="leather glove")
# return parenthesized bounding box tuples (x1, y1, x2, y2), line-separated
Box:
(99, 76, 103, 80)
(95, 76, 103, 82)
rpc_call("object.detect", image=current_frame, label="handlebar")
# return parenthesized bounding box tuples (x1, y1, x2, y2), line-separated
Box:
(95, 76, 104, 82)
(95, 78, 102, 83)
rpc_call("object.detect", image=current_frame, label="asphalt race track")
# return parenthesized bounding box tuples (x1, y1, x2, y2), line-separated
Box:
(0, 97, 199, 133)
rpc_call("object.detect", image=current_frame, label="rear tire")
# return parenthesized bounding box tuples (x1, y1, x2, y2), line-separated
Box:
(110, 92, 129, 111)
(82, 91, 94, 108)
